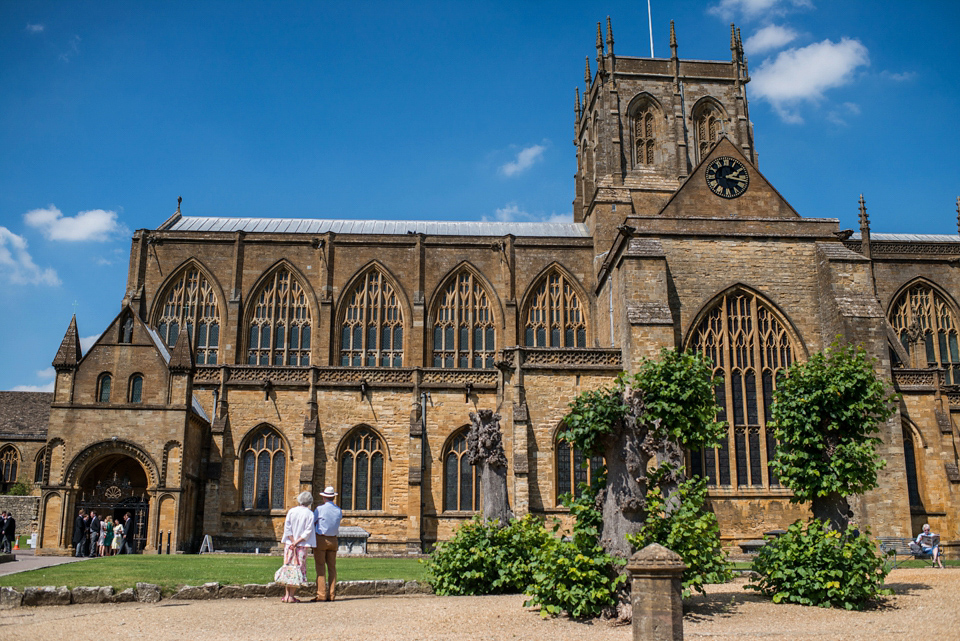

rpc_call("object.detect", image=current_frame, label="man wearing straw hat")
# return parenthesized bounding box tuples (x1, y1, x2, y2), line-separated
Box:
(311, 486, 343, 601)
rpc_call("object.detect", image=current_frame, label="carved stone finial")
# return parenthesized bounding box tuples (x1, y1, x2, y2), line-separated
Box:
(585, 56, 591, 86)
(177, 196, 182, 214)
(596, 21, 604, 58)
(669, 20, 677, 52)
(606, 16, 614, 54)
(858, 193, 869, 230)
(731, 23, 737, 52)
(575, 87, 581, 120)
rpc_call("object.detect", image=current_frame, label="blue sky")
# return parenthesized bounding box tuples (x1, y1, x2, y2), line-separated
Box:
(1, 0, 958, 391)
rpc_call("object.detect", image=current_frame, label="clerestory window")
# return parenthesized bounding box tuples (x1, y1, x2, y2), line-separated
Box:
(156, 267, 221, 365)
(340, 269, 403, 367)
(523, 269, 587, 347)
(890, 281, 960, 383)
(432, 270, 495, 368)
(247, 267, 312, 366)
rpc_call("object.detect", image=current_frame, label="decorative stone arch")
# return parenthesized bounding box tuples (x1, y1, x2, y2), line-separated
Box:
(336, 424, 389, 512)
(519, 262, 592, 348)
(690, 96, 730, 162)
(242, 259, 319, 367)
(683, 284, 806, 489)
(44, 437, 65, 486)
(335, 261, 412, 367)
(427, 262, 503, 369)
(161, 440, 183, 488)
(149, 257, 228, 326)
(149, 258, 228, 365)
(64, 439, 160, 490)
(625, 92, 666, 168)
(887, 277, 960, 379)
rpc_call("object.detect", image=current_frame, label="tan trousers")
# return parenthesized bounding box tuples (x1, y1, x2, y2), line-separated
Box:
(313, 536, 338, 600)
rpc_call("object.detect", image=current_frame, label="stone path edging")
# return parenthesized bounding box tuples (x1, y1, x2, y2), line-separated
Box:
(0, 579, 433, 608)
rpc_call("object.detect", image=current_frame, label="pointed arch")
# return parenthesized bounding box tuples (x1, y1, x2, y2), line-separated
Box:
(337, 425, 387, 511)
(901, 418, 926, 510)
(626, 92, 664, 167)
(428, 263, 500, 368)
(239, 424, 287, 511)
(63, 439, 160, 489)
(151, 259, 226, 365)
(0, 445, 21, 487)
(337, 262, 409, 367)
(553, 424, 603, 505)
(520, 263, 589, 348)
(888, 277, 960, 383)
(244, 260, 317, 367)
(441, 425, 479, 512)
(34, 446, 47, 484)
(691, 97, 729, 163)
(684, 285, 804, 489)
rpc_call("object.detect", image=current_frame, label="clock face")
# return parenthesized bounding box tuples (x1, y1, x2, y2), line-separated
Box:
(705, 156, 749, 199)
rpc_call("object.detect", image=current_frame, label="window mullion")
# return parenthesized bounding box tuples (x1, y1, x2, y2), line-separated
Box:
(720, 295, 735, 486)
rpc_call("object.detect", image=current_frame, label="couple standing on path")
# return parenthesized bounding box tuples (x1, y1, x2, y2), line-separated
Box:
(277, 486, 343, 604)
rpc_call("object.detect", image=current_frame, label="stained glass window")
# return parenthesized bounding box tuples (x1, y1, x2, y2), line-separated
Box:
(442, 429, 479, 512)
(433, 271, 496, 368)
(155, 266, 221, 365)
(340, 269, 403, 367)
(240, 426, 286, 511)
(340, 427, 384, 511)
(97, 374, 111, 403)
(555, 437, 604, 502)
(890, 281, 960, 383)
(247, 267, 312, 366)
(523, 269, 587, 347)
(0, 446, 19, 485)
(129, 375, 143, 403)
(688, 290, 796, 488)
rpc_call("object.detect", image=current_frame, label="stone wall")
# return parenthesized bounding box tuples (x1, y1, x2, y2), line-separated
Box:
(0, 496, 39, 538)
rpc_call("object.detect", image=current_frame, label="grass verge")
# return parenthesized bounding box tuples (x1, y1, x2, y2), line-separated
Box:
(0, 555, 425, 595)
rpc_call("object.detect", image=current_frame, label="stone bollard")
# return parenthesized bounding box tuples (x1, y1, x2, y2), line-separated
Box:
(626, 543, 686, 641)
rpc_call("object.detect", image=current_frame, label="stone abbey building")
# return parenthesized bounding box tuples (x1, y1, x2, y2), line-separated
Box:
(3, 21, 959, 554)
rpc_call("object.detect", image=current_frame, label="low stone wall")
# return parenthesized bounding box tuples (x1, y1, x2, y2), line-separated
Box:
(0, 579, 432, 608)
(0, 496, 40, 538)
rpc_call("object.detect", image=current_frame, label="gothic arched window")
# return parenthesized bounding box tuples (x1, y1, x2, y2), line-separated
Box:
(632, 101, 659, 166)
(688, 289, 797, 488)
(128, 375, 143, 403)
(0, 446, 19, 486)
(523, 269, 587, 347)
(902, 424, 924, 509)
(156, 267, 221, 365)
(443, 428, 479, 512)
(695, 102, 725, 161)
(241, 426, 286, 511)
(97, 374, 112, 403)
(433, 270, 496, 368)
(340, 269, 403, 367)
(339, 427, 385, 511)
(555, 436, 603, 502)
(34, 447, 46, 484)
(247, 267, 312, 366)
(890, 282, 960, 384)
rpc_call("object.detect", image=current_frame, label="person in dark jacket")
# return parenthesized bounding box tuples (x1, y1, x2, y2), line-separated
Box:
(0, 511, 11, 553)
(121, 512, 135, 554)
(72, 509, 88, 557)
(88, 511, 100, 557)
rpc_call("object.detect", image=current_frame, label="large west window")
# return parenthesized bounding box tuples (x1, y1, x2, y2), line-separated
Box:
(155, 266, 221, 365)
(339, 427, 385, 511)
(432, 270, 495, 368)
(688, 289, 797, 488)
(241, 426, 286, 511)
(247, 267, 312, 366)
(890, 281, 960, 383)
(340, 269, 404, 367)
(523, 269, 587, 347)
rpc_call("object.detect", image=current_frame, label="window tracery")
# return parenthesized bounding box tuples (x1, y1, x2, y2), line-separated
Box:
(339, 427, 384, 511)
(340, 269, 403, 367)
(247, 267, 312, 366)
(523, 269, 587, 347)
(688, 290, 796, 488)
(433, 270, 495, 368)
(0, 446, 19, 487)
(555, 436, 603, 502)
(632, 101, 658, 166)
(890, 282, 960, 383)
(695, 103, 724, 161)
(443, 428, 479, 511)
(156, 267, 221, 365)
(240, 426, 286, 511)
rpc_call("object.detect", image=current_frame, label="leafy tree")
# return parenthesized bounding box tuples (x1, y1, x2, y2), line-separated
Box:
(561, 349, 725, 558)
(770, 340, 897, 530)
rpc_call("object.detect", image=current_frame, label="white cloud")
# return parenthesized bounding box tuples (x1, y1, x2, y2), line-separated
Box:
(709, 0, 812, 20)
(36, 367, 55, 379)
(483, 203, 572, 224)
(11, 381, 55, 393)
(750, 38, 869, 123)
(0, 227, 60, 286)
(744, 24, 798, 54)
(25, 205, 124, 242)
(26, 24, 45, 34)
(499, 144, 546, 177)
(881, 70, 916, 82)
(826, 102, 861, 126)
(59, 35, 80, 62)
(80, 334, 101, 354)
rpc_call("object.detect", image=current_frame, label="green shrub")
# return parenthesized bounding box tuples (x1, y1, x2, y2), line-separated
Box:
(626, 472, 732, 598)
(746, 519, 891, 609)
(524, 536, 626, 619)
(422, 514, 551, 596)
(4, 481, 29, 496)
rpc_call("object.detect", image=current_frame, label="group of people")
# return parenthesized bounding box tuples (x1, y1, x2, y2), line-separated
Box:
(0, 511, 16, 554)
(72, 509, 136, 557)
(276, 486, 343, 604)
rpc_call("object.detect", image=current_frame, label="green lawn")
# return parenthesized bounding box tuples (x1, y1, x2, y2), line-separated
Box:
(0, 555, 425, 595)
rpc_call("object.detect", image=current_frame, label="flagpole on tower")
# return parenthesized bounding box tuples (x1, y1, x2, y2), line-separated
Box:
(647, 0, 655, 57)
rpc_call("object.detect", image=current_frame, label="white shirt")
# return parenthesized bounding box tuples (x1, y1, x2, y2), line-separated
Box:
(281, 505, 317, 548)
(315, 501, 343, 536)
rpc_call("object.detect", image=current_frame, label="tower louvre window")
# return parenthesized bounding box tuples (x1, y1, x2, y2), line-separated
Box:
(632, 102, 659, 166)
(695, 103, 724, 161)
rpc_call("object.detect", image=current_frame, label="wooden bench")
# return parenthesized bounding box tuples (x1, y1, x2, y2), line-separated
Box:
(877, 536, 935, 569)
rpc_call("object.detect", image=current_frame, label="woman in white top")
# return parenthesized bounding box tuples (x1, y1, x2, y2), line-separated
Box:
(276, 491, 317, 603)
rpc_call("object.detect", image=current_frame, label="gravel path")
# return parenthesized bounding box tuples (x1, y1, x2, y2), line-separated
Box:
(2, 568, 955, 641)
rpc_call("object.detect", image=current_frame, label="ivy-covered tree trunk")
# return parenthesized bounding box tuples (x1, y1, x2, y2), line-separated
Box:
(468, 409, 513, 526)
(812, 492, 850, 531)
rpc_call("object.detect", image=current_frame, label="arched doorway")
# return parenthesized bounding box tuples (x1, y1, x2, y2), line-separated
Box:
(76, 455, 150, 552)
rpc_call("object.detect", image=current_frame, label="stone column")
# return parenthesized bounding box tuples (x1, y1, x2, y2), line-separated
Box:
(626, 543, 686, 641)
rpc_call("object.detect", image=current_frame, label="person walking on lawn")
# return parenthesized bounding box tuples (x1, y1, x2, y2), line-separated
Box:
(311, 486, 343, 602)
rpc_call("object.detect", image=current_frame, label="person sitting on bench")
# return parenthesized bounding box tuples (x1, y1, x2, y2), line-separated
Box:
(915, 523, 944, 568)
